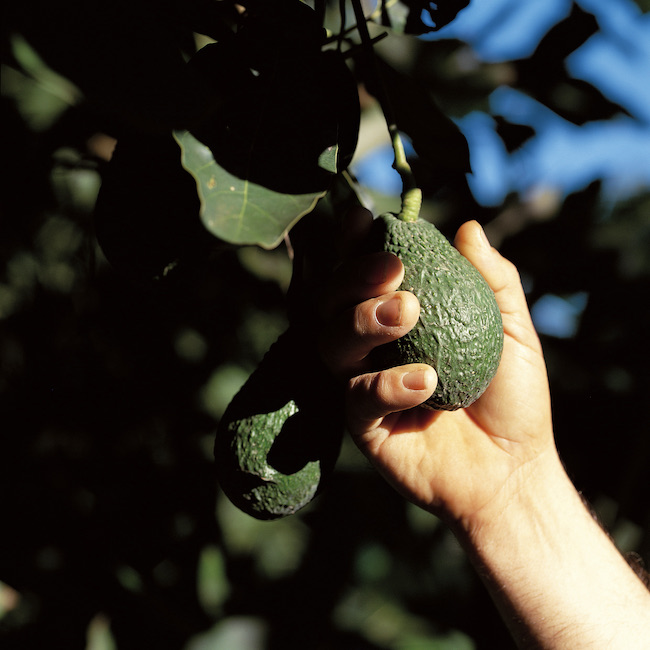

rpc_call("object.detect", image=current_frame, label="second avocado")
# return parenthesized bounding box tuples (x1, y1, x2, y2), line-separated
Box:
(370, 213, 503, 411)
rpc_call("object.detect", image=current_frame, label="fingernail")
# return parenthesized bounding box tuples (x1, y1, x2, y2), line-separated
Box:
(477, 223, 490, 248)
(402, 369, 432, 391)
(376, 296, 402, 326)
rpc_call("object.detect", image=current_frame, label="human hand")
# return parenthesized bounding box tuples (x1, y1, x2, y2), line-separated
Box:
(320, 207, 556, 532)
(320, 207, 650, 650)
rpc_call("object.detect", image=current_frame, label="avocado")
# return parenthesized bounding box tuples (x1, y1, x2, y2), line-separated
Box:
(369, 212, 503, 410)
(215, 328, 343, 520)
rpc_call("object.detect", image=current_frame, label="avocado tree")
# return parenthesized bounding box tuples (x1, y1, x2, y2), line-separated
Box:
(2, 0, 649, 647)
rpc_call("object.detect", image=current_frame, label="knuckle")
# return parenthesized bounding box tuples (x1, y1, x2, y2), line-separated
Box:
(352, 302, 373, 337)
(504, 258, 520, 282)
(367, 370, 393, 408)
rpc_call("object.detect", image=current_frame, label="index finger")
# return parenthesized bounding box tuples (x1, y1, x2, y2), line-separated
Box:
(340, 205, 374, 257)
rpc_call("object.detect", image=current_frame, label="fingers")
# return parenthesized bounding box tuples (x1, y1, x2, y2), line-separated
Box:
(320, 206, 402, 318)
(319, 206, 416, 377)
(321, 290, 421, 377)
(319, 251, 405, 319)
(346, 364, 437, 434)
(453, 221, 538, 343)
(340, 205, 373, 256)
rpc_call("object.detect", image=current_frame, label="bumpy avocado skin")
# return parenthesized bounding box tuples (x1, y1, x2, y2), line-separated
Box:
(215, 328, 343, 520)
(370, 213, 503, 411)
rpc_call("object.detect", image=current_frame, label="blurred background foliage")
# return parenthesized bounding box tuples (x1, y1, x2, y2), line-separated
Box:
(1, 0, 649, 648)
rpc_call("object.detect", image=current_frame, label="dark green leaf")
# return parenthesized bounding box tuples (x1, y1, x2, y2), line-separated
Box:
(370, 56, 471, 175)
(179, 39, 360, 248)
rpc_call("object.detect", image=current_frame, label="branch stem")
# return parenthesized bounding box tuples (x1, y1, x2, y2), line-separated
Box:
(350, 0, 420, 221)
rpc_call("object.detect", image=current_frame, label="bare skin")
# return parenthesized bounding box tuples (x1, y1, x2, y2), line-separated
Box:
(319, 206, 650, 649)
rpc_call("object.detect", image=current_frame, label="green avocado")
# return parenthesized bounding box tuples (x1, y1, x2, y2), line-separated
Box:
(369, 212, 503, 411)
(215, 328, 343, 520)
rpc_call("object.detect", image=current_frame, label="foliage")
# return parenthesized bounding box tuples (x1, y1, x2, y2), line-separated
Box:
(2, 0, 649, 648)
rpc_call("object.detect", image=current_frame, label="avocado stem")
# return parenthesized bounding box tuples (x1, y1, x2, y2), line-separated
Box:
(389, 125, 421, 222)
(350, 0, 421, 223)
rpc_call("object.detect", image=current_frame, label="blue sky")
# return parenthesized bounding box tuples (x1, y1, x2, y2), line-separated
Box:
(426, 0, 650, 205)
(354, 0, 650, 207)
(353, 0, 650, 338)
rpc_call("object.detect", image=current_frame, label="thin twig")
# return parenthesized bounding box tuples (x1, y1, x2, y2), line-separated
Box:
(349, 0, 420, 221)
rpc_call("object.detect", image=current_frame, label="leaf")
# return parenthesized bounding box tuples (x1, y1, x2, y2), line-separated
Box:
(174, 130, 326, 249)
(513, 5, 630, 125)
(94, 133, 211, 284)
(176, 38, 359, 249)
(367, 55, 471, 175)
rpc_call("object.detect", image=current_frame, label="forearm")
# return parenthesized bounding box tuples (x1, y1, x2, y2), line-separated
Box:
(455, 451, 650, 649)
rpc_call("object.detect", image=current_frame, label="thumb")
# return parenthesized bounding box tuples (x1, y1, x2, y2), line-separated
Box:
(454, 221, 539, 346)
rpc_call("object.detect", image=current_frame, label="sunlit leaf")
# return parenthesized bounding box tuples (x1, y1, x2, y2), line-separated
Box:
(185, 617, 268, 650)
(2, 35, 83, 132)
(86, 613, 117, 650)
(200, 364, 251, 420)
(333, 587, 433, 646)
(175, 130, 326, 249)
(197, 545, 230, 616)
(216, 493, 311, 579)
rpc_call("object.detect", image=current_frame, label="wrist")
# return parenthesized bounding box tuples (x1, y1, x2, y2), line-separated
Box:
(455, 447, 569, 551)
(451, 449, 650, 648)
